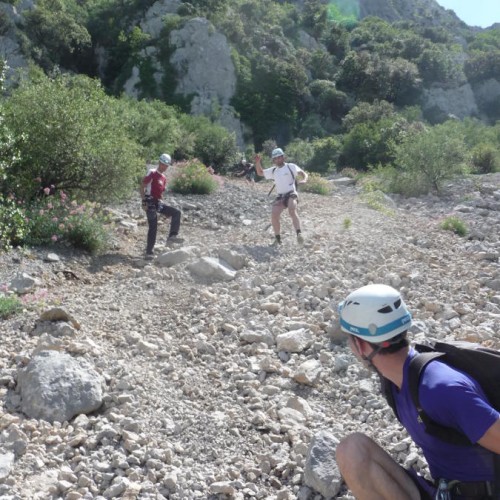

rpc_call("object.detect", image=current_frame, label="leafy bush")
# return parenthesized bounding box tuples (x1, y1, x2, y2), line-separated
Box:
(3, 73, 143, 202)
(176, 115, 238, 173)
(308, 80, 350, 121)
(471, 143, 500, 174)
(117, 97, 183, 162)
(232, 55, 308, 148)
(283, 139, 315, 168)
(300, 173, 331, 195)
(307, 136, 341, 174)
(339, 167, 359, 179)
(359, 178, 395, 215)
(337, 51, 421, 105)
(0, 194, 29, 250)
(390, 122, 469, 195)
(440, 216, 467, 237)
(24, 0, 92, 72)
(417, 45, 460, 84)
(340, 116, 412, 170)
(170, 160, 218, 195)
(0, 294, 22, 319)
(24, 189, 110, 254)
(342, 100, 396, 132)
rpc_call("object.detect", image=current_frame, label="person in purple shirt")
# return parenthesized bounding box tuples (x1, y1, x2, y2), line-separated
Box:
(335, 284, 500, 500)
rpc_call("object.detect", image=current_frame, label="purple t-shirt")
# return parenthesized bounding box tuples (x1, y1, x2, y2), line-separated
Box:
(392, 348, 499, 481)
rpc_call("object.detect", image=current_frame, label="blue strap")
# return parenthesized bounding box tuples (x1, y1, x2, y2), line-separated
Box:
(340, 312, 412, 338)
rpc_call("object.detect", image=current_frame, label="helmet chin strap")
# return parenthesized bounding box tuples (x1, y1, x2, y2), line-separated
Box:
(361, 344, 383, 370)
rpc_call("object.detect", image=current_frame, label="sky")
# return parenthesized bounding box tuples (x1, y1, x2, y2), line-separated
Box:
(434, 0, 500, 28)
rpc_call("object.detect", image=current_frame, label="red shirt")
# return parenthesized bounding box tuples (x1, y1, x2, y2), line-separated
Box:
(143, 169, 167, 200)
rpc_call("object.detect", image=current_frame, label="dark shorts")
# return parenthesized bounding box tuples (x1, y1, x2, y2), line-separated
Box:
(405, 468, 436, 500)
(273, 192, 298, 208)
(404, 469, 495, 500)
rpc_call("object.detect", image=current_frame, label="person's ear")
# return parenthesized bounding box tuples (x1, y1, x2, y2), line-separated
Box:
(354, 337, 370, 356)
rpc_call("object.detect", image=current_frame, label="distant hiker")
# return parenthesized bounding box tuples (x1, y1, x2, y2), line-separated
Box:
(336, 284, 500, 500)
(140, 154, 184, 260)
(254, 147, 308, 246)
(236, 158, 256, 183)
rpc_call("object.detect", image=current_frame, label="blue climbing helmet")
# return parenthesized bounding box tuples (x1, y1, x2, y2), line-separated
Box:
(271, 147, 284, 159)
(159, 153, 171, 165)
(338, 284, 412, 343)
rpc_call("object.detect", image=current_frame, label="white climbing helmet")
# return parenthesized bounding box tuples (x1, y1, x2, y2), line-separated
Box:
(271, 147, 284, 159)
(159, 153, 171, 165)
(338, 284, 412, 343)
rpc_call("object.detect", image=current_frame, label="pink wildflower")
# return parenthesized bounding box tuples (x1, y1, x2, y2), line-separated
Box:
(43, 187, 51, 195)
(51, 235, 58, 242)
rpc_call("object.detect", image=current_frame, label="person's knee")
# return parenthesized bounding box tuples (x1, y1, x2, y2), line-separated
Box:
(336, 433, 372, 472)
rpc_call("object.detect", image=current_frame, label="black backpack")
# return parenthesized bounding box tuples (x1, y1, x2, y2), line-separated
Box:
(381, 340, 500, 493)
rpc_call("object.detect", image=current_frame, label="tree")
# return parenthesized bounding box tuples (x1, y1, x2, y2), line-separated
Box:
(3, 74, 143, 201)
(177, 115, 238, 173)
(391, 121, 469, 195)
(232, 55, 308, 149)
(24, 0, 92, 72)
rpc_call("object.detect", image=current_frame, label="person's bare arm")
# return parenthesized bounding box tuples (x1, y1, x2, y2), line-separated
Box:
(298, 170, 308, 183)
(477, 418, 500, 453)
(254, 154, 264, 176)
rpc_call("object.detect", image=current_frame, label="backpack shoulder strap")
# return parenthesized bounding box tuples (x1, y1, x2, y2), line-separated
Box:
(408, 349, 473, 446)
(286, 163, 295, 180)
(380, 376, 399, 420)
(408, 351, 444, 409)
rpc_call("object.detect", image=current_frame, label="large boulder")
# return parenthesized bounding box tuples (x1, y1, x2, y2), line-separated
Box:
(17, 351, 104, 423)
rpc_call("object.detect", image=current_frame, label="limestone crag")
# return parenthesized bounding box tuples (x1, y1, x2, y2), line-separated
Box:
(0, 173, 499, 499)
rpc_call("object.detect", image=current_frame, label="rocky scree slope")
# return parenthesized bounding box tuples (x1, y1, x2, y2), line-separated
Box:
(0, 174, 499, 499)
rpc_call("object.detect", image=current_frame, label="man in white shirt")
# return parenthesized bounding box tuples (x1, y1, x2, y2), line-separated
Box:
(255, 148, 308, 246)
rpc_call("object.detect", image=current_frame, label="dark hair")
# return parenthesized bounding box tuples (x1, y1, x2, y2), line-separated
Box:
(375, 332, 409, 355)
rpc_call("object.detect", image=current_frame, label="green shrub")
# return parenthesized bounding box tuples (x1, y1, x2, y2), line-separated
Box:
(23, 0, 92, 72)
(117, 97, 183, 162)
(3, 73, 143, 202)
(340, 116, 411, 170)
(283, 139, 315, 167)
(343, 218, 352, 229)
(177, 115, 238, 173)
(471, 143, 499, 174)
(0, 294, 22, 319)
(307, 136, 341, 174)
(440, 216, 467, 237)
(0, 194, 29, 250)
(339, 167, 359, 179)
(359, 178, 395, 215)
(170, 161, 218, 195)
(390, 122, 469, 195)
(24, 189, 110, 254)
(300, 173, 331, 195)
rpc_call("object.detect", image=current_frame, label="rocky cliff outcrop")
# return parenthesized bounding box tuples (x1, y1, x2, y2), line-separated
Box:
(124, 8, 245, 148)
(0, 0, 32, 85)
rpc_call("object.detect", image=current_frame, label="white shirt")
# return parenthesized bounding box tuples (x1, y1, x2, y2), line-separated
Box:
(263, 163, 303, 195)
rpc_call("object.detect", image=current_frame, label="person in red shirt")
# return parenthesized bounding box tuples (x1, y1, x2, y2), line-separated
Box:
(140, 153, 183, 259)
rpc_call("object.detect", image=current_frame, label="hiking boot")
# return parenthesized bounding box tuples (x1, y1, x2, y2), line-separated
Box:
(297, 233, 304, 245)
(144, 253, 155, 261)
(271, 238, 281, 247)
(167, 236, 184, 245)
